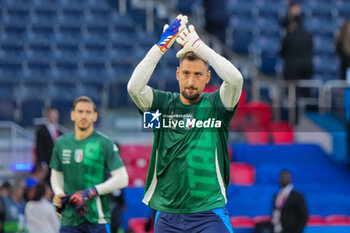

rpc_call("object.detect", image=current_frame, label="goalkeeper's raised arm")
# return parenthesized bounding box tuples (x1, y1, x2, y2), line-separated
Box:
(127, 14, 188, 112)
(176, 25, 243, 110)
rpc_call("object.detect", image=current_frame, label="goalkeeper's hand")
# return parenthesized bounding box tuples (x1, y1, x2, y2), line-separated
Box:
(54, 195, 71, 216)
(157, 14, 188, 53)
(69, 187, 98, 218)
(176, 25, 207, 60)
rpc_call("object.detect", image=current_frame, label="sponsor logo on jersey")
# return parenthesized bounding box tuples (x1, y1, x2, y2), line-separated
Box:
(62, 149, 71, 164)
(74, 149, 84, 163)
(143, 110, 161, 129)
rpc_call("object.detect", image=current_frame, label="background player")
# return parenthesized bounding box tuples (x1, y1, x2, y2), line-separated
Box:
(128, 15, 243, 233)
(50, 96, 129, 233)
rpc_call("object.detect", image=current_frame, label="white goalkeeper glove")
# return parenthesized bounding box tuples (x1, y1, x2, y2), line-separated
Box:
(157, 14, 188, 53)
(176, 25, 210, 61)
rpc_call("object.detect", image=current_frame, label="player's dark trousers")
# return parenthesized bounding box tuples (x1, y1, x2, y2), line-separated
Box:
(154, 207, 233, 233)
(60, 222, 111, 233)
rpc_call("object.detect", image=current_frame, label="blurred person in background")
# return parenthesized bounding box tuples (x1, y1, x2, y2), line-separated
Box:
(110, 189, 126, 233)
(0, 181, 11, 233)
(335, 21, 350, 81)
(271, 170, 308, 233)
(280, 14, 313, 83)
(1, 180, 27, 233)
(36, 108, 62, 169)
(282, 1, 302, 30)
(25, 183, 59, 233)
(25, 162, 48, 189)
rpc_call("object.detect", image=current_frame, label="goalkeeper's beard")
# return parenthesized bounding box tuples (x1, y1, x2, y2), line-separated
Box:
(182, 88, 200, 101)
(77, 121, 92, 131)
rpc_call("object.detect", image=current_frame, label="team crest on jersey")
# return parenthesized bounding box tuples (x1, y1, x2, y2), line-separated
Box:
(74, 149, 84, 163)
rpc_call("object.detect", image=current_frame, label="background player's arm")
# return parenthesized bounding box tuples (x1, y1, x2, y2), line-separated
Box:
(51, 169, 65, 195)
(51, 169, 65, 208)
(177, 25, 243, 111)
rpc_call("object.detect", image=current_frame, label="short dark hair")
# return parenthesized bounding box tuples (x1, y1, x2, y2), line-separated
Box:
(288, 1, 300, 8)
(31, 183, 46, 201)
(72, 96, 96, 112)
(179, 52, 209, 69)
(0, 181, 11, 191)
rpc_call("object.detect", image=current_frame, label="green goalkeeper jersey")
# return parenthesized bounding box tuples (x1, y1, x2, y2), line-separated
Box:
(143, 89, 237, 213)
(50, 130, 124, 226)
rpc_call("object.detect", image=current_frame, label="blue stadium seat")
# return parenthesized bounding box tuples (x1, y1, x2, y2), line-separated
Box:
(79, 48, 106, 66)
(18, 69, 48, 89)
(76, 67, 108, 90)
(135, 31, 158, 50)
(109, 14, 135, 32)
(227, 0, 256, 18)
(108, 31, 133, 49)
(28, 13, 54, 31)
(82, 12, 109, 32)
(104, 67, 131, 83)
(24, 32, 50, 48)
(56, 12, 82, 32)
(105, 48, 130, 62)
(176, 0, 201, 14)
(314, 35, 334, 55)
(250, 36, 281, 75)
(108, 80, 133, 108)
(153, 66, 176, 81)
(58, 0, 84, 14)
(0, 32, 23, 50)
(260, 51, 280, 75)
(2, 0, 29, 13)
(230, 28, 254, 54)
(0, 68, 17, 85)
(0, 14, 27, 34)
(305, 17, 337, 36)
(251, 35, 280, 52)
(161, 49, 179, 67)
(49, 87, 74, 124)
(29, 0, 56, 14)
(86, 0, 110, 13)
(51, 49, 77, 64)
(81, 31, 107, 48)
(52, 32, 80, 50)
(255, 17, 280, 37)
(0, 96, 16, 121)
(303, 0, 335, 19)
(19, 90, 46, 125)
(0, 51, 21, 70)
(21, 50, 51, 72)
(313, 55, 339, 77)
(229, 15, 256, 31)
(47, 68, 77, 88)
(256, 0, 283, 21)
(0, 79, 16, 118)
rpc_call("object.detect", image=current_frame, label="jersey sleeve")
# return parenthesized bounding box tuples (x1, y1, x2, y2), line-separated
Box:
(103, 140, 124, 172)
(49, 142, 62, 171)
